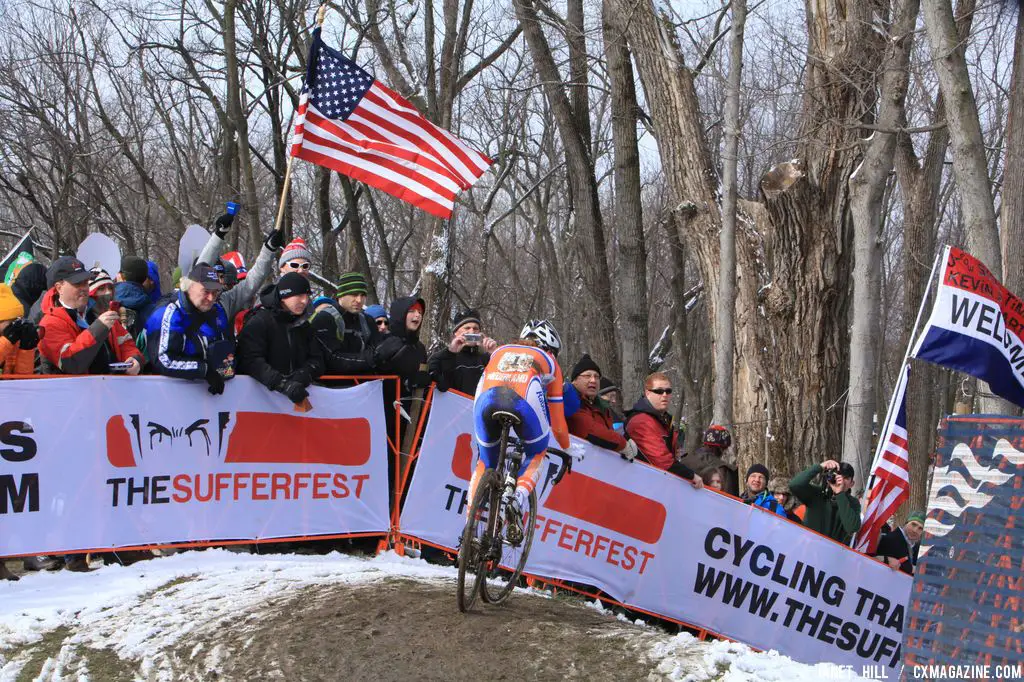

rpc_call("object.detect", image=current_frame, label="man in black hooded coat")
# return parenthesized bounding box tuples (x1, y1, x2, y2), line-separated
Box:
(236, 272, 324, 404)
(12, 263, 47, 319)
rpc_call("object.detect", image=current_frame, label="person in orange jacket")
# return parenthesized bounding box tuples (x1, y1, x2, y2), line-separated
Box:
(471, 319, 570, 543)
(0, 283, 37, 376)
(37, 257, 143, 375)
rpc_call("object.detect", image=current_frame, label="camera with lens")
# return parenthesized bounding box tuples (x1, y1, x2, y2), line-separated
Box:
(825, 471, 838, 484)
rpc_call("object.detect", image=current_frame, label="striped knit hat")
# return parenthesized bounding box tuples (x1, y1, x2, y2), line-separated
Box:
(336, 271, 368, 297)
(89, 268, 114, 295)
(279, 238, 313, 267)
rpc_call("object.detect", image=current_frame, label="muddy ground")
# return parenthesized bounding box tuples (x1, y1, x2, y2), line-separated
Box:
(4, 572, 693, 681)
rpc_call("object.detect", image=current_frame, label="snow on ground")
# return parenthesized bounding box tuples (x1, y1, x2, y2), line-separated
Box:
(0, 549, 870, 681)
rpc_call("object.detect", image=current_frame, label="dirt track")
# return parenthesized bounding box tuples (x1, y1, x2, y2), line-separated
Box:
(5, 572, 686, 681)
(182, 580, 664, 681)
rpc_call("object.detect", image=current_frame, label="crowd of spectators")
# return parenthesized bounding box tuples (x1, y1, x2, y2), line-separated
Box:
(0, 214, 923, 580)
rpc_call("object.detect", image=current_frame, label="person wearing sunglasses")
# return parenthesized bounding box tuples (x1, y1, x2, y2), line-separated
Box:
(625, 372, 703, 488)
(278, 238, 313, 278)
(365, 304, 389, 332)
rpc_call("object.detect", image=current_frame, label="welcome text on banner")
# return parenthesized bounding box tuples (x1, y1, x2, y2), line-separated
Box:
(399, 389, 913, 676)
(0, 377, 392, 555)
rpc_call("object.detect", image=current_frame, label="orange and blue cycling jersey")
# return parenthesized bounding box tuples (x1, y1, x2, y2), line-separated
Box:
(471, 344, 570, 500)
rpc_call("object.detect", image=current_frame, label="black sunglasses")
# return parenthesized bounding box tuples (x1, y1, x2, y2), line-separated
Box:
(648, 387, 673, 395)
(376, 319, 389, 327)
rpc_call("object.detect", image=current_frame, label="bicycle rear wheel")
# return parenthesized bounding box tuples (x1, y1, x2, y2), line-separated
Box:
(456, 469, 498, 613)
(480, 487, 538, 605)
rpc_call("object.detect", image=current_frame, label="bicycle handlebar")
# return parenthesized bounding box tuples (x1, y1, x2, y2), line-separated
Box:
(547, 447, 573, 485)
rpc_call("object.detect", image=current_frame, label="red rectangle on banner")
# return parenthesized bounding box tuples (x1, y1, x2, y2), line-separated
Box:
(542, 471, 666, 544)
(226, 412, 371, 466)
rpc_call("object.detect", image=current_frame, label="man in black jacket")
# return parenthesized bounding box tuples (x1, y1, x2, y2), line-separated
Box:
(427, 308, 497, 395)
(873, 510, 924, 575)
(237, 272, 323, 405)
(310, 272, 381, 377)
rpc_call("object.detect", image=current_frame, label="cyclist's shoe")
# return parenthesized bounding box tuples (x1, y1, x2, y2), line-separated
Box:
(505, 498, 525, 546)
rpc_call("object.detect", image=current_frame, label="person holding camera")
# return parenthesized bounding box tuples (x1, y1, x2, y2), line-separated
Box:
(427, 308, 497, 395)
(0, 283, 38, 376)
(789, 459, 861, 544)
(38, 257, 143, 375)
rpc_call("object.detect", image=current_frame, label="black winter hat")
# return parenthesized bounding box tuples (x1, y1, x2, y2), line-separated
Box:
(277, 272, 312, 299)
(570, 354, 602, 381)
(597, 376, 619, 396)
(46, 256, 91, 288)
(745, 463, 770, 483)
(452, 308, 481, 333)
(120, 256, 150, 284)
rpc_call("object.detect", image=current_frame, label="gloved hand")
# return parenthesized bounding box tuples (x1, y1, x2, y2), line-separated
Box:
(16, 321, 40, 350)
(277, 378, 309, 404)
(264, 229, 285, 251)
(620, 439, 639, 463)
(213, 213, 235, 239)
(1, 319, 21, 344)
(287, 368, 312, 387)
(206, 367, 226, 395)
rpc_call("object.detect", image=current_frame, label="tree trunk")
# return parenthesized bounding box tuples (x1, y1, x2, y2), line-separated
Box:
(1003, 13, 1024, 318)
(923, 0, 1006, 414)
(513, 0, 620, 377)
(712, 0, 746, 426)
(223, 0, 261, 246)
(843, 0, 919, 485)
(602, 0, 649, 399)
(340, 177, 378, 304)
(895, 0, 976, 520)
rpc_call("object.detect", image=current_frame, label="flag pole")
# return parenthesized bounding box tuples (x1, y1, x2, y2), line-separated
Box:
(271, 3, 329, 235)
(861, 247, 946, 508)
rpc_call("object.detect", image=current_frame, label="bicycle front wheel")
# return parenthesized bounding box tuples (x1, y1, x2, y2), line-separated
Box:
(480, 487, 538, 605)
(456, 469, 498, 613)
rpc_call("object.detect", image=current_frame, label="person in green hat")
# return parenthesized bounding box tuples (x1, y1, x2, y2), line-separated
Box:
(309, 271, 383, 376)
(873, 511, 925, 575)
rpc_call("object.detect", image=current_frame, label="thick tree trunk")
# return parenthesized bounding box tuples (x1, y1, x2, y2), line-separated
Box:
(514, 0, 620, 377)
(712, 0, 746, 426)
(223, 0, 260, 246)
(843, 0, 919, 485)
(602, 0, 649, 400)
(614, 0, 884, 480)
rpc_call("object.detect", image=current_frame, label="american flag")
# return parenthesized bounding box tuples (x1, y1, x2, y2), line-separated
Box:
(290, 29, 492, 219)
(853, 363, 911, 554)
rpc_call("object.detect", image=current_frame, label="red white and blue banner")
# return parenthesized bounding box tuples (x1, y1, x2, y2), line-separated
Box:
(912, 246, 1024, 407)
(0, 377, 391, 555)
(400, 390, 912, 677)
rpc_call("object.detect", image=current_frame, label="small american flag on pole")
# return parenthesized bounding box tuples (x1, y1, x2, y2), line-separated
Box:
(853, 363, 911, 554)
(290, 28, 492, 219)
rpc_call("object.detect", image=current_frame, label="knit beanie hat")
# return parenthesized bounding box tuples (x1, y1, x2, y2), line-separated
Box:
(277, 272, 312, 299)
(907, 510, 926, 525)
(279, 238, 313, 267)
(597, 377, 619, 397)
(452, 308, 481, 333)
(0, 284, 22, 322)
(746, 463, 770, 483)
(570, 353, 602, 381)
(89, 268, 114, 295)
(336, 271, 368, 297)
(120, 256, 149, 284)
(365, 304, 388, 320)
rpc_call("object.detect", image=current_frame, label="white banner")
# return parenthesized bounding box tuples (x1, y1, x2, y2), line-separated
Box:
(1, 377, 391, 555)
(400, 390, 912, 677)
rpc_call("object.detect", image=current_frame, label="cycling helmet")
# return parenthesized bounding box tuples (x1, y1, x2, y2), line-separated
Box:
(702, 424, 732, 449)
(520, 319, 562, 356)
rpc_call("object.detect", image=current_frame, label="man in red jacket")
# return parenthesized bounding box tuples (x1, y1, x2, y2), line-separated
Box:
(38, 257, 143, 375)
(625, 372, 703, 488)
(566, 354, 638, 461)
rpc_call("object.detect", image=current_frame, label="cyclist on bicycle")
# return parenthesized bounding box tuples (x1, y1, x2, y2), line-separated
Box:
(470, 319, 571, 543)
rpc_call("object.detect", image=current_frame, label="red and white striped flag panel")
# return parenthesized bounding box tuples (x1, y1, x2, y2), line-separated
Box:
(291, 30, 492, 219)
(853, 364, 911, 554)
